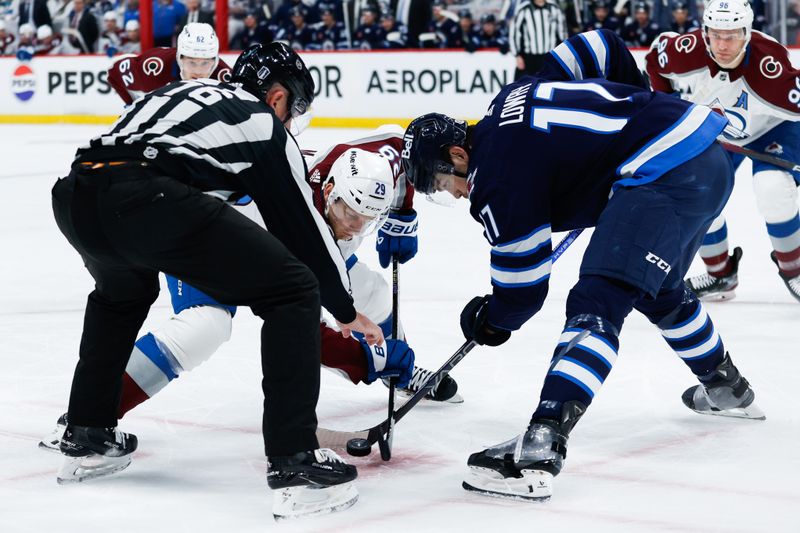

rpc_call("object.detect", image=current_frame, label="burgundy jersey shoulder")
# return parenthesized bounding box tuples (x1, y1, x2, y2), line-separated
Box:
(645, 29, 711, 93)
(212, 58, 232, 83)
(107, 47, 179, 104)
(308, 131, 414, 211)
(741, 32, 800, 116)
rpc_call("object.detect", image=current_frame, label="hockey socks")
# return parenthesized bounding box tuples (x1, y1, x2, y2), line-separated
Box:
(698, 220, 733, 277)
(657, 299, 725, 378)
(119, 333, 182, 417)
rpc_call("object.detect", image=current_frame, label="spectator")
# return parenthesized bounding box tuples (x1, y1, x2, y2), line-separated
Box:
(791, 0, 800, 45)
(17, 0, 53, 29)
(395, 0, 432, 48)
(308, 5, 348, 50)
(277, 5, 314, 50)
(419, 0, 459, 48)
(352, 4, 383, 49)
(621, 2, 659, 47)
(153, 0, 186, 47)
(0, 20, 17, 56)
(584, 0, 621, 34)
(49, 0, 74, 31)
(231, 10, 272, 49)
(651, 0, 697, 31)
(119, 18, 141, 53)
(123, 0, 140, 27)
(669, 1, 698, 35)
(456, 8, 480, 51)
(510, 0, 566, 79)
(378, 8, 407, 48)
(65, 0, 99, 53)
(275, 0, 318, 28)
(179, 0, 214, 31)
(16, 22, 35, 59)
(35, 23, 63, 54)
(476, 13, 509, 53)
(99, 11, 125, 55)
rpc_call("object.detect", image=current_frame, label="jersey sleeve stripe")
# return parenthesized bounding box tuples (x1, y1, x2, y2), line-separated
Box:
(615, 105, 726, 188)
(491, 223, 551, 255)
(580, 30, 609, 78)
(549, 42, 580, 81)
(491, 257, 551, 287)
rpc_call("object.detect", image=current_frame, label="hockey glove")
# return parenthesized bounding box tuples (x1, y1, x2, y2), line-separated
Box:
(361, 338, 415, 388)
(377, 209, 418, 268)
(16, 48, 33, 62)
(460, 295, 511, 347)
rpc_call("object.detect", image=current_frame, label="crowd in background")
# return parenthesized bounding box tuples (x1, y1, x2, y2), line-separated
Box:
(0, 0, 796, 59)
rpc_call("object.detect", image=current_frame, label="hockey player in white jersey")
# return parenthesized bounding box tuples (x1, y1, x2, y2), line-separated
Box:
(646, 0, 800, 302)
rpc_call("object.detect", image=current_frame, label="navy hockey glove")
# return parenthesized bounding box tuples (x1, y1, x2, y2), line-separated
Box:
(361, 339, 415, 387)
(377, 209, 418, 268)
(16, 48, 33, 62)
(460, 295, 511, 347)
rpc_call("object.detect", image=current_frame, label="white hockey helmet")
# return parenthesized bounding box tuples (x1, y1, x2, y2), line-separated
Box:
(177, 23, 219, 75)
(325, 148, 394, 236)
(125, 20, 140, 32)
(19, 23, 36, 37)
(36, 24, 53, 40)
(702, 0, 753, 67)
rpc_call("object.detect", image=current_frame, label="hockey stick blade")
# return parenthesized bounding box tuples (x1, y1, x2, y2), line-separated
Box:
(317, 339, 479, 449)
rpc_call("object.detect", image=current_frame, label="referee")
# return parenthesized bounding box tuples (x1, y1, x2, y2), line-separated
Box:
(509, 0, 568, 80)
(51, 43, 382, 498)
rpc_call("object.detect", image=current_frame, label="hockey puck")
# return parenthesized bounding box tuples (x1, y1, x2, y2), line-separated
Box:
(346, 438, 372, 457)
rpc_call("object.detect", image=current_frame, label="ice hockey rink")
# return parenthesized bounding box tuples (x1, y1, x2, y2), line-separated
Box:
(1, 124, 798, 533)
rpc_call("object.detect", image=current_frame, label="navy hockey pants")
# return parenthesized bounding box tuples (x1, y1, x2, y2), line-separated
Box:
(52, 165, 322, 456)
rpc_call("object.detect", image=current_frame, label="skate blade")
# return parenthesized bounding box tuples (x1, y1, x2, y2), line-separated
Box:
(396, 389, 464, 404)
(698, 290, 737, 302)
(462, 467, 552, 501)
(57, 454, 132, 484)
(272, 481, 358, 521)
(690, 402, 766, 421)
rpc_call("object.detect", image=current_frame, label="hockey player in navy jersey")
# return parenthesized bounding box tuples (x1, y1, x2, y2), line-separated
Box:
(402, 29, 764, 501)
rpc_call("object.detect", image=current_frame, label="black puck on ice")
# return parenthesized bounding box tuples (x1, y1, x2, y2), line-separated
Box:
(346, 438, 372, 457)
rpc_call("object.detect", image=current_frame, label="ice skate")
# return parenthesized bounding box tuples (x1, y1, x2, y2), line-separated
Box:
(770, 252, 800, 303)
(686, 247, 743, 301)
(268, 448, 358, 521)
(390, 366, 463, 403)
(57, 425, 138, 484)
(38, 413, 67, 452)
(682, 353, 765, 420)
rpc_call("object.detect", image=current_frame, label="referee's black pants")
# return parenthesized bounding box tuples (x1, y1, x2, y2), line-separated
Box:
(52, 165, 321, 457)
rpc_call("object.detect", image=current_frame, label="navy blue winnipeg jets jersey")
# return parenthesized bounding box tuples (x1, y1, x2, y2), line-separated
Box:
(469, 30, 727, 332)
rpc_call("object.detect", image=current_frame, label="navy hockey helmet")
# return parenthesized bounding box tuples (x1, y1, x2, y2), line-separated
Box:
(231, 42, 315, 118)
(401, 113, 468, 195)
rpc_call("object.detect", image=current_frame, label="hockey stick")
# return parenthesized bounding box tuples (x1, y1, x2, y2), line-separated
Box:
(376, 255, 400, 461)
(316, 228, 584, 452)
(718, 141, 800, 174)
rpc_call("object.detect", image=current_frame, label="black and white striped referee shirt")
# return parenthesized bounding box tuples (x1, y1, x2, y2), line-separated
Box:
(509, 0, 568, 56)
(76, 79, 357, 322)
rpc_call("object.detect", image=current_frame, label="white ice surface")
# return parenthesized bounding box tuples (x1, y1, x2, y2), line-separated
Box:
(0, 125, 798, 533)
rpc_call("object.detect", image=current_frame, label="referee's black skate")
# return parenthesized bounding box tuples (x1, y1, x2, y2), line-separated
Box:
(38, 412, 67, 452)
(463, 402, 585, 501)
(685, 246, 743, 301)
(682, 353, 765, 420)
(57, 424, 138, 484)
(268, 448, 358, 520)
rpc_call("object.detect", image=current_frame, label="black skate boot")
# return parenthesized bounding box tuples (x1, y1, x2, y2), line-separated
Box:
(685, 247, 743, 301)
(770, 252, 800, 303)
(682, 353, 765, 420)
(391, 366, 463, 403)
(57, 424, 138, 484)
(38, 412, 67, 452)
(268, 448, 358, 520)
(463, 401, 585, 501)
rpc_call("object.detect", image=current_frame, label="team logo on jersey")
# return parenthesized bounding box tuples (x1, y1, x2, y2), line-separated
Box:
(674, 34, 697, 54)
(765, 142, 784, 155)
(11, 64, 35, 102)
(142, 57, 164, 76)
(217, 68, 231, 83)
(759, 56, 783, 79)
